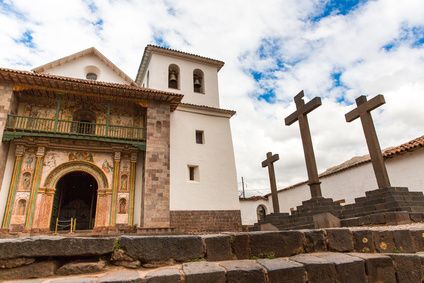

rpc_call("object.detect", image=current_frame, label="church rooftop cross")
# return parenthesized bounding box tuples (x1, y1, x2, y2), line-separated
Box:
(285, 90, 322, 199)
(345, 94, 391, 189)
(262, 152, 280, 213)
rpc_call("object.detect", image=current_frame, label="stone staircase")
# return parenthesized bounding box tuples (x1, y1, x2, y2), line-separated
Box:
(1, 225, 424, 282)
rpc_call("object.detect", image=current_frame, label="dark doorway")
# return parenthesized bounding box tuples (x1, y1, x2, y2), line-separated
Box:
(50, 171, 98, 231)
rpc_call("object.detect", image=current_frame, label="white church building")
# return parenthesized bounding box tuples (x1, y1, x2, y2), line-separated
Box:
(0, 45, 241, 234)
(240, 135, 424, 226)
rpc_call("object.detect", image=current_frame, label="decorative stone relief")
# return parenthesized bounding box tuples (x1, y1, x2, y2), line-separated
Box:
(43, 152, 57, 169)
(102, 160, 113, 174)
(68, 152, 94, 162)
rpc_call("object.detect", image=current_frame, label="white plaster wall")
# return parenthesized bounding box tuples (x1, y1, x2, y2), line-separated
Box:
(134, 152, 144, 226)
(240, 148, 424, 225)
(170, 109, 239, 210)
(0, 144, 16, 225)
(144, 53, 220, 107)
(239, 199, 271, 226)
(40, 54, 129, 84)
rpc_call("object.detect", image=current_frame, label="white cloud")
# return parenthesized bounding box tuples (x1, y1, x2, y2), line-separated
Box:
(1, 0, 423, 197)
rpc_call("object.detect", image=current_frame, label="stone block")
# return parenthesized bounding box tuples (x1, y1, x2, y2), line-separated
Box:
(385, 211, 411, 225)
(228, 233, 249, 260)
(0, 257, 35, 269)
(290, 254, 337, 283)
(259, 223, 278, 231)
(145, 267, 182, 283)
(257, 258, 306, 283)
(369, 212, 386, 225)
(410, 229, 424, 251)
(304, 229, 327, 252)
(372, 230, 396, 253)
(349, 253, 396, 283)
(0, 236, 115, 259)
(387, 253, 422, 283)
(0, 260, 58, 280)
(182, 261, 225, 283)
(49, 277, 97, 283)
(219, 260, 266, 283)
(120, 236, 204, 262)
(313, 213, 340, 229)
(314, 252, 366, 283)
(98, 270, 143, 283)
(393, 230, 416, 253)
(203, 235, 232, 261)
(326, 229, 354, 252)
(249, 231, 305, 258)
(353, 230, 375, 253)
(56, 260, 106, 276)
(410, 213, 423, 222)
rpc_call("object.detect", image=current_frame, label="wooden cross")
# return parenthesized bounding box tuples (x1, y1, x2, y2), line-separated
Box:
(345, 95, 391, 189)
(262, 152, 280, 213)
(285, 90, 322, 198)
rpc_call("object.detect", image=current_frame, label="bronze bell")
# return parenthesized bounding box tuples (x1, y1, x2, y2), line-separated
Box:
(169, 71, 177, 82)
(194, 76, 201, 87)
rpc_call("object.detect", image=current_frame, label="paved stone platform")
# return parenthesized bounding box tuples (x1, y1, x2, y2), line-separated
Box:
(0, 225, 423, 281)
(5, 251, 424, 282)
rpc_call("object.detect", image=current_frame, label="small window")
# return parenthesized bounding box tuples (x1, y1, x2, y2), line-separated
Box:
(86, 72, 98, 81)
(193, 69, 204, 93)
(188, 165, 199, 181)
(195, 130, 204, 144)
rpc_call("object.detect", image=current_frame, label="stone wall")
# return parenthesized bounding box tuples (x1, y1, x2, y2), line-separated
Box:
(170, 210, 242, 233)
(142, 101, 171, 228)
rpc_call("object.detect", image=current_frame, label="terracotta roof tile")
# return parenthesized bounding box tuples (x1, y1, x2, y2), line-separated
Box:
(179, 102, 236, 117)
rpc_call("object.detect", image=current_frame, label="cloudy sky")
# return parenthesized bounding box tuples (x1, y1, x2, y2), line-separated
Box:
(1, 0, 424, 196)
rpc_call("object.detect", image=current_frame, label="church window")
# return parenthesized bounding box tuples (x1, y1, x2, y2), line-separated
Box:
(195, 130, 204, 144)
(193, 69, 204, 93)
(17, 199, 26, 215)
(86, 72, 98, 81)
(188, 165, 199, 181)
(168, 64, 180, 89)
(257, 205, 266, 221)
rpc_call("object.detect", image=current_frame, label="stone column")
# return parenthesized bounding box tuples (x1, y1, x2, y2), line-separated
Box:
(128, 152, 137, 225)
(142, 101, 170, 228)
(110, 151, 121, 226)
(1, 145, 24, 229)
(24, 146, 45, 230)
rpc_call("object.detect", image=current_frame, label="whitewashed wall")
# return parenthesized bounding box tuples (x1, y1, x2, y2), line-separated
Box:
(39, 54, 129, 84)
(239, 199, 271, 226)
(240, 148, 424, 225)
(170, 108, 240, 211)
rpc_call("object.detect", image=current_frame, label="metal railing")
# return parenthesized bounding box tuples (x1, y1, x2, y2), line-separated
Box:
(5, 115, 145, 141)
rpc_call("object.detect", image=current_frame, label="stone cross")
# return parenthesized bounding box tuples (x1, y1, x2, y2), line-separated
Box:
(345, 95, 391, 189)
(262, 152, 280, 213)
(285, 90, 322, 198)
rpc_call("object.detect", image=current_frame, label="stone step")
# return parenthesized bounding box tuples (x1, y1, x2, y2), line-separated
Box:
(6, 252, 424, 283)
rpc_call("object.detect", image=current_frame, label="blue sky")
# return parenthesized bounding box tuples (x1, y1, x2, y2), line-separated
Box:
(0, 0, 424, 194)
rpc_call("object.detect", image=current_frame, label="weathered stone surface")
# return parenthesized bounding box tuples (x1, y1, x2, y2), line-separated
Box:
(203, 235, 232, 261)
(313, 213, 340, 229)
(144, 267, 182, 283)
(0, 260, 58, 280)
(259, 223, 278, 231)
(120, 236, 204, 262)
(0, 257, 35, 269)
(314, 252, 366, 283)
(393, 230, 416, 253)
(0, 236, 115, 259)
(182, 261, 225, 283)
(304, 229, 327, 252)
(349, 253, 396, 283)
(56, 260, 106, 276)
(353, 230, 375, 253)
(111, 249, 141, 269)
(257, 258, 306, 283)
(387, 253, 422, 283)
(385, 211, 411, 225)
(326, 229, 354, 252)
(372, 230, 396, 253)
(98, 270, 143, 283)
(219, 260, 266, 283)
(290, 254, 337, 283)
(249, 231, 305, 258)
(228, 233, 249, 259)
(49, 277, 97, 283)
